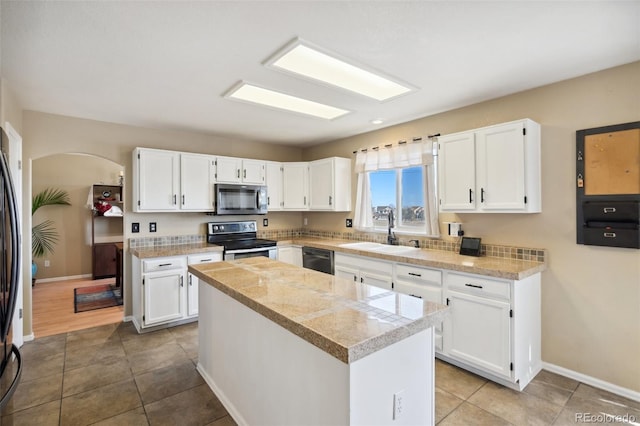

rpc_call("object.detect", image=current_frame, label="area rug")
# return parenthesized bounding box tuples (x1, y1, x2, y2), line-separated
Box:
(74, 284, 123, 313)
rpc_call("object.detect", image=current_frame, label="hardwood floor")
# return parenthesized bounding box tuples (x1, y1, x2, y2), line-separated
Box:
(32, 277, 124, 338)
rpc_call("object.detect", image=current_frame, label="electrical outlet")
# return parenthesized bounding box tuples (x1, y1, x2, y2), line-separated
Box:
(44, 260, 50, 267)
(303, 217, 308, 226)
(393, 390, 405, 420)
(346, 218, 353, 228)
(149, 222, 157, 232)
(263, 218, 268, 227)
(132, 222, 140, 233)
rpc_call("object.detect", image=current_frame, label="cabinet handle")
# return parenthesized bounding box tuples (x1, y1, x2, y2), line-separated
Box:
(469, 188, 473, 203)
(173, 194, 177, 205)
(159, 263, 172, 267)
(182, 195, 185, 205)
(180, 276, 184, 287)
(603, 207, 616, 213)
(409, 294, 422, 299)
(329, 196, 332, 206)
(604, 232, 616, 238)
(200, 258, 213, 262)
(481, 188, 485, 203)
(465, 283, 483, 289)
(408, 272, 422, 277)
(189, 275, 192, 286)
(237, 169, 240, 179)
(304, 196, 307, 205)
(267, 196, 270, 205)
(244, 169, 247, 179)
(446, 298, 450, 306)
(360, 277, 364, 283)
(353, 275, 357, 282)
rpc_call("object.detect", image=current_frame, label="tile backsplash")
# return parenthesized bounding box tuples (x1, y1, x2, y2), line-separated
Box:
(129, 228, 546, 263)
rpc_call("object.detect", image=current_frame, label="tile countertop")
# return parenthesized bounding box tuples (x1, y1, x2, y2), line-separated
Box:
(189, 257, 449, 364)
(279, 238, 547, 280)
(130, 242, 223, 259)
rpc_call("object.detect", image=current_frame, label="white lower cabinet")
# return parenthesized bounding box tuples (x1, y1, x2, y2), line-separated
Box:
(187, 253, 223, 317)
(334, 253, 393, 290)
(393, 263, 443, 351)
(277, 245, 302, 267)
(440, 270, 541, 390)
(132, 252, 222, 331)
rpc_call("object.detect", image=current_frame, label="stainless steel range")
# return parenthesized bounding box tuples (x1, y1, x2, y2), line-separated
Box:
(207, 220, 277, 260)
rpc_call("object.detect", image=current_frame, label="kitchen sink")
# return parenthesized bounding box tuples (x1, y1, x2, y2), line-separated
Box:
(339, 241, 420, 255)
(339, 242, 384, 250)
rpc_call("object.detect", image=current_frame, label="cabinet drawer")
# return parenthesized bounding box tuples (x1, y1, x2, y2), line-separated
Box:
(187, 252, 222, 265)
(395, 280, 441, 304)
(395, 264, 442, 285)
(447, 272, 510, 300)
(143, 256, 187, 273)
(336, 253, 392, 275)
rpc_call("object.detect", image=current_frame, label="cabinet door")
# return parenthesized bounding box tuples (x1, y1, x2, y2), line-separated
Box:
(242, 159, 265, 184)
(137, 149, 180, 211)
(438, 132, 476, 211)
(93, 243, 117, 279)
(215, 156, 241, 183)
(282, 162, 309, 210)
(277, 246, 302, 267)
(335, 264, 359, 283)
(181, 153, 214, 211)
(144, 270, 184, 325)
(443, 290, 511, 378)
(265, 162, 283, 211)
(309, 158, 334, 210)
(476, 122, 526, 210)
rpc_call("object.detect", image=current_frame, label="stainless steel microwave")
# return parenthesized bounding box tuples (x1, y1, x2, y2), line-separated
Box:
(214, 184, 268, 215)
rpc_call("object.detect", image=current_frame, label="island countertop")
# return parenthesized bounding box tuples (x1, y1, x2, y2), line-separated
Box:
(189, 257, 449, 364)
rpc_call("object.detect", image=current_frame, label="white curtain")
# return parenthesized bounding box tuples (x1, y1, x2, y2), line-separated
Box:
(353, 141, 439, 236)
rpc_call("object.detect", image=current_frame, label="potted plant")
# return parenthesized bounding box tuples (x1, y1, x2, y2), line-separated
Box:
(32, 188, 71, 285)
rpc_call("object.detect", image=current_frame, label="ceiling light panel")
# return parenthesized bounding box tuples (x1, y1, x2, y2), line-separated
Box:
(267, 40, 415, 101)
(225, 83, 350, 120)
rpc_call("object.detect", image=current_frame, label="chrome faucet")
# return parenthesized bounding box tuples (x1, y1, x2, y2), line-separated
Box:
(387, 210, 398, 245)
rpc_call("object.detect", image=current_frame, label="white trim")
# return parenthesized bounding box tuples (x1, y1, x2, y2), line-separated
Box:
(35, 274, 92, 284)
(122, 315, 134, 323)
(542, 362, 640, 403)
(23, 333, 35, 342)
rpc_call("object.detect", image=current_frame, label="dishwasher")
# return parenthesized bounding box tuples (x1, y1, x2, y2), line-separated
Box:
(302, 247, 334, 275)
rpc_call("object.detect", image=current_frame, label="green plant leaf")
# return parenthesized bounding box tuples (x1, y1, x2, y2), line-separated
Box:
(32, 220, 59, 258)
(32, 188, 71, 215)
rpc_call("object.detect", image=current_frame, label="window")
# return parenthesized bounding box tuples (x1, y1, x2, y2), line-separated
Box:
(353, 141, 439, 237)
(370, 166, 426, 232)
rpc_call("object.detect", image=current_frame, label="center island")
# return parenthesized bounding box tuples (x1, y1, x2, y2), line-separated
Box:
(189, 257, 449, 426)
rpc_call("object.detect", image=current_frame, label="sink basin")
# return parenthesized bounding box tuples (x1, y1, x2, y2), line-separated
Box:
(339, 241, 420, 255)
(372, 245, 420, 254)
(339, 242, 384, 250)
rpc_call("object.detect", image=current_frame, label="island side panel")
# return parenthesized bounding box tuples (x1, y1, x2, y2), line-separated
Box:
(197, 281, 350, 426)
(350, 328, 434, 425)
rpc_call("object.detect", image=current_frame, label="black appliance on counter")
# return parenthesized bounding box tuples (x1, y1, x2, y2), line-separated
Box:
(576, 121, 640, 249)
(207, 220, 277, 260)
(0, 127, 22, 409)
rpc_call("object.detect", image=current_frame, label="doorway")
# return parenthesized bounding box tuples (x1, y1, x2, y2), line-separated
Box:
(31, 153, 124, 337)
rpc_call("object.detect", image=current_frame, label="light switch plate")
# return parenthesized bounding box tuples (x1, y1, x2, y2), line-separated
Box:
(346, 219, 353, 228)
(132, 223, 140, 233)
(149, 222, 157, 232)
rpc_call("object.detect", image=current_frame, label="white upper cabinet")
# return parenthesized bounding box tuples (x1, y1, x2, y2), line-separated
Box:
(438, 119, 541, 213)
(214, 156, 265, 185)
(180, 153, 214, 211)
(265, 161, 283, 211)
(134, 148, 215, 212)
(134, 148, 180, 212)
(309, 157, 352, 211)
(282, 162, 309, 210)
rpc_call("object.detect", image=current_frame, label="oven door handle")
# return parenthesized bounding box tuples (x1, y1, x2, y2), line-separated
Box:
(226, 246, 276, 255)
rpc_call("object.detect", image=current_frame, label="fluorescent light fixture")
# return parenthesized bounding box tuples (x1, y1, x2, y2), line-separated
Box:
(225, 82, 350, 120)
(266, 39, 415, 101)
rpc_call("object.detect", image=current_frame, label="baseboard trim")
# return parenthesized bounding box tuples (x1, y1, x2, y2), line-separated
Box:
(23, 333, 35, 342)
(35, 274, 92, 284)
(542, 362, 640, 403)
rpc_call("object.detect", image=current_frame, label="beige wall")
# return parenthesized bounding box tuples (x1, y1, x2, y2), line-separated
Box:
(0, 78, 23, 134)
(303, 61, 640, 392)
(32, 154, 123, 279)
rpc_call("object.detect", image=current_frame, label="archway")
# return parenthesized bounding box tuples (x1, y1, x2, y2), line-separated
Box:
(31, 153, 124, 337)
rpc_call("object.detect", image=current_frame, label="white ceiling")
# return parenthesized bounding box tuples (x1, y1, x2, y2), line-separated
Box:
(1, 1, 639, 147)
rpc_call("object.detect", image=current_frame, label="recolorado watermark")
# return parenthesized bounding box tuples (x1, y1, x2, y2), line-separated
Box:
(575, 412, 637, 423)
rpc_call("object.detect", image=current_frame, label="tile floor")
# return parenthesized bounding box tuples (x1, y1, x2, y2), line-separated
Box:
(2, 321, 639, 425)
